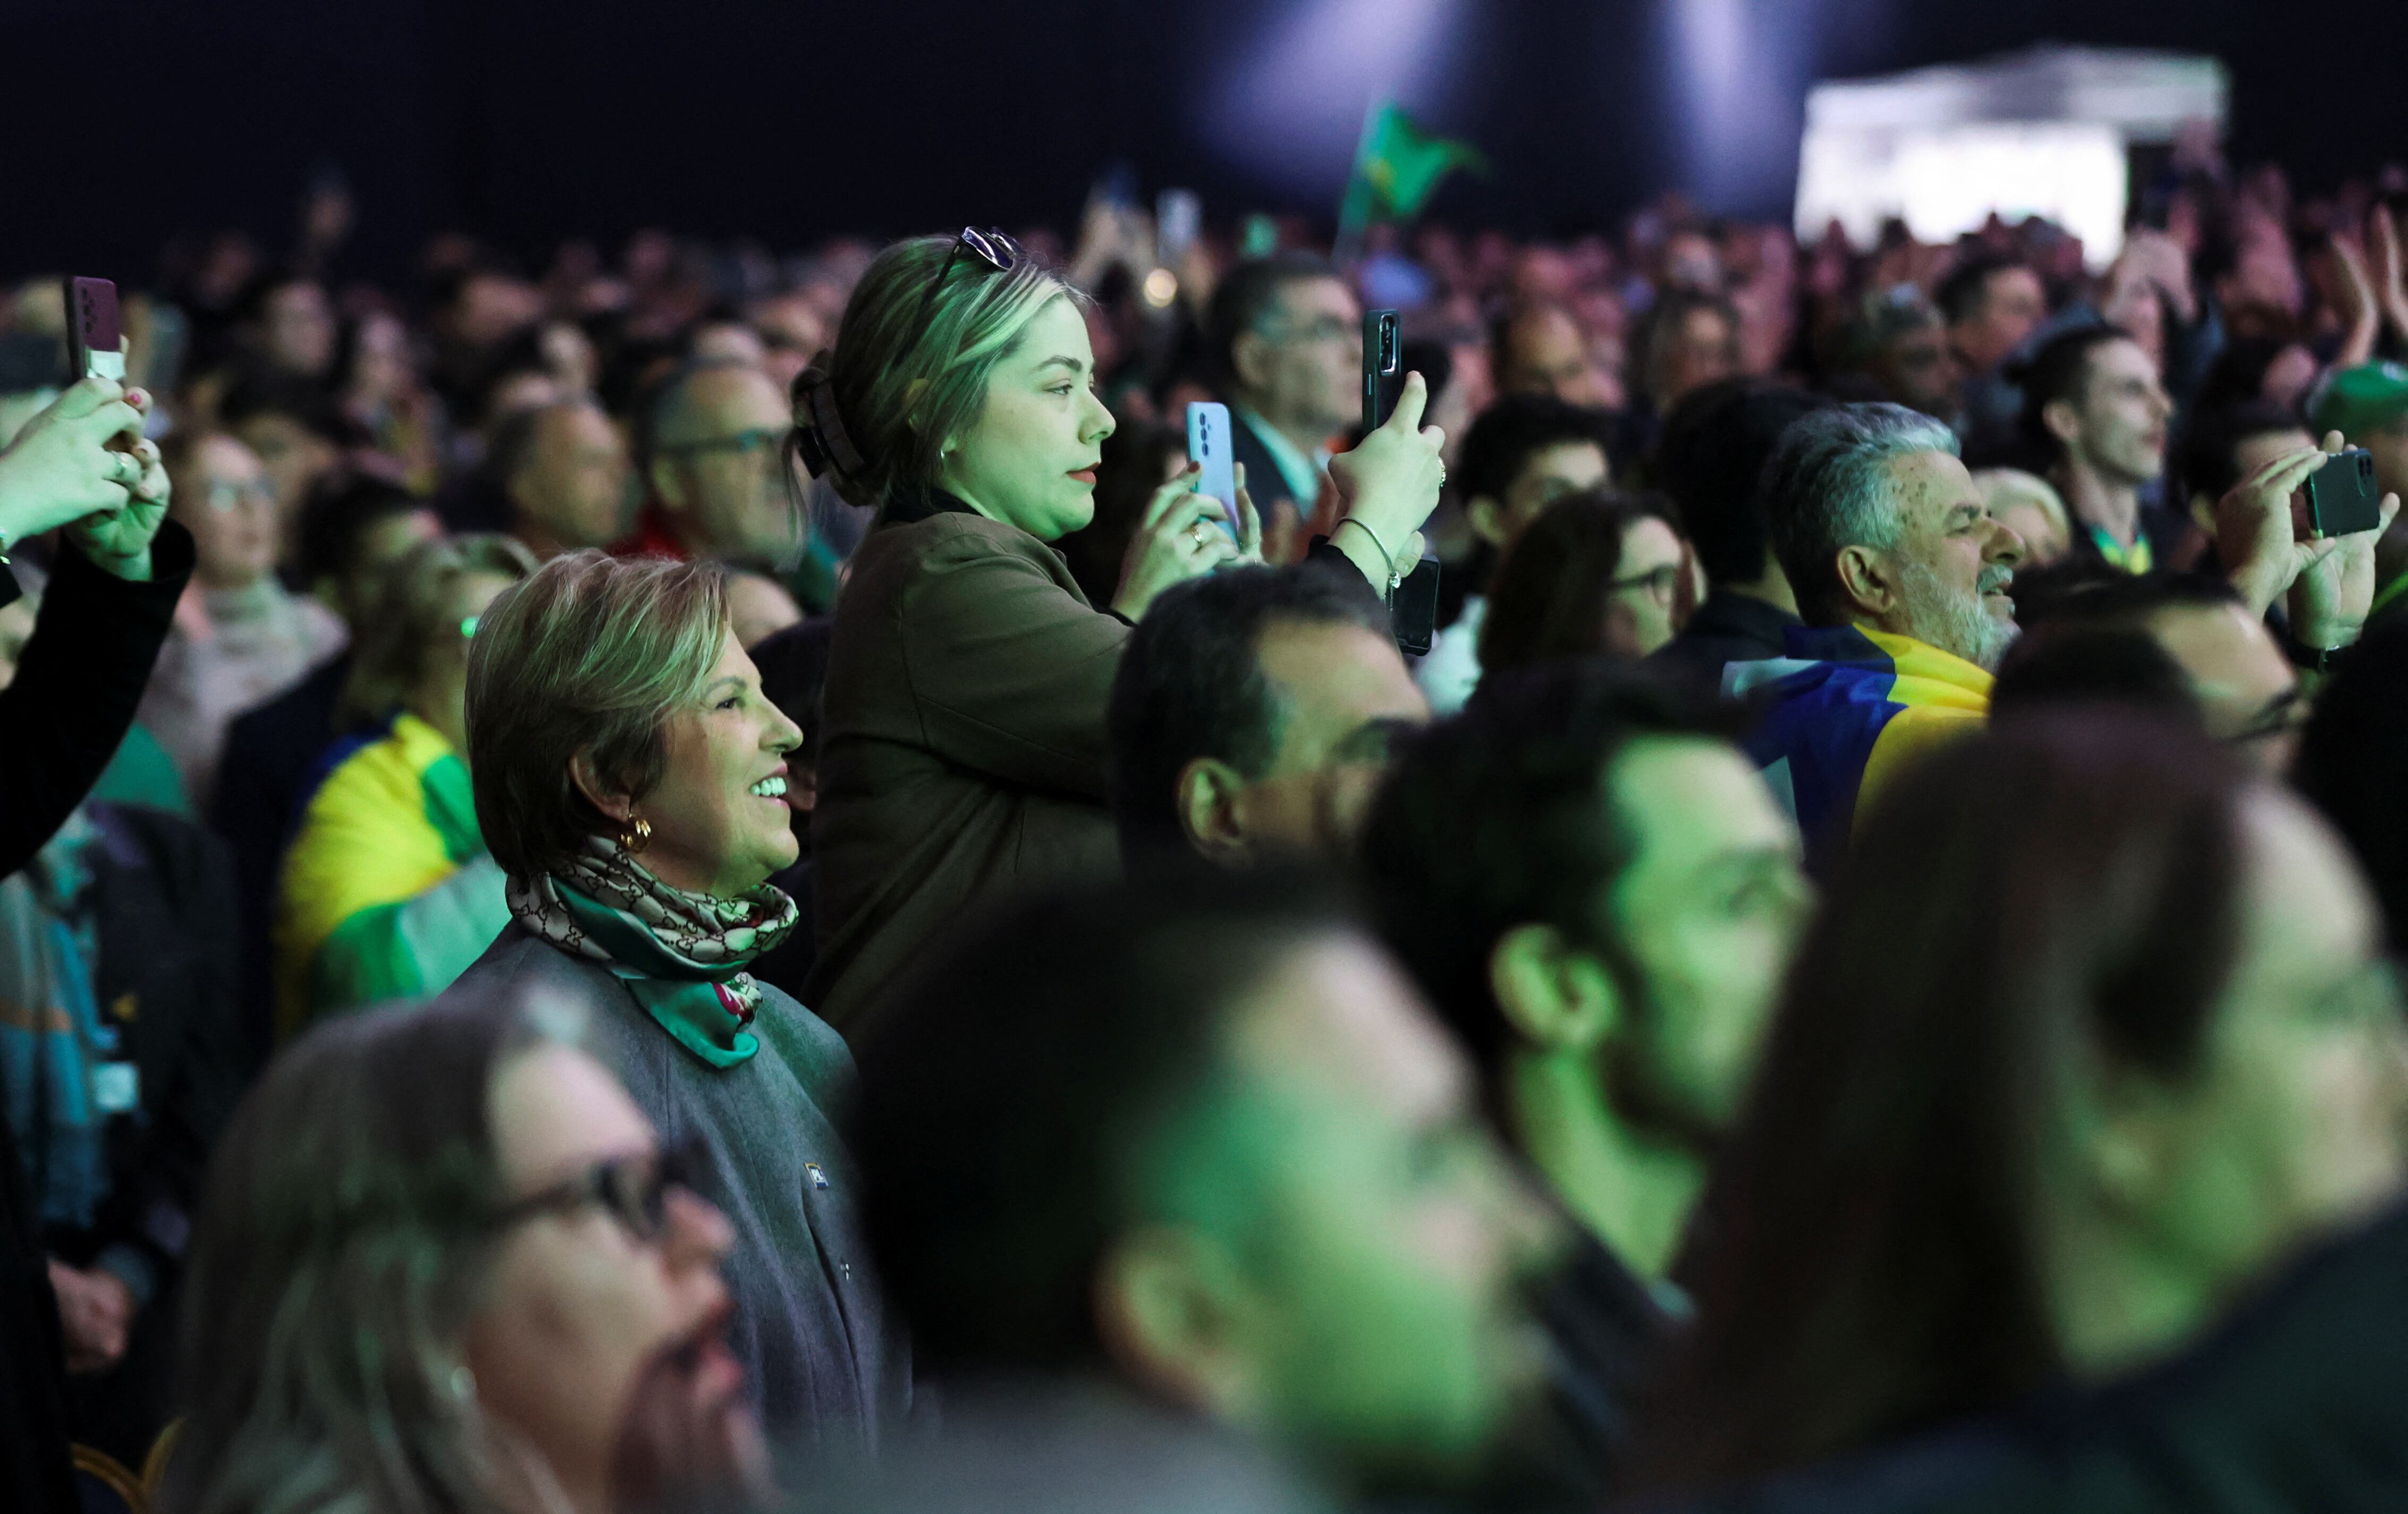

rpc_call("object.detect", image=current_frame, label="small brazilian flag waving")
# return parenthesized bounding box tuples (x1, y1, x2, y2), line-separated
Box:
(1338, 102, 1487, 244)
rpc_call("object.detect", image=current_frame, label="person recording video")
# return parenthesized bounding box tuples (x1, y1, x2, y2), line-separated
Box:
(0, 372, 192, 1514)
(795, 229, 1446, 1029)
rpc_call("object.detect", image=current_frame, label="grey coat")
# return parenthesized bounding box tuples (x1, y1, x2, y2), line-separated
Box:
(441, 924, 907, 1444)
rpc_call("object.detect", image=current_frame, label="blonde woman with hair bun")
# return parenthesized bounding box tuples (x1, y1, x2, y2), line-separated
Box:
(795, 229, 1446, 1027)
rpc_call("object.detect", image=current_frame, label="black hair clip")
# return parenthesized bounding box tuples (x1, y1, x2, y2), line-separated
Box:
(790, 360, 869, 480)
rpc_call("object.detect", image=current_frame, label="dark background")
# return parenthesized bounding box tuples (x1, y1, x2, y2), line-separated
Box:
(4, 0, 2404, 285)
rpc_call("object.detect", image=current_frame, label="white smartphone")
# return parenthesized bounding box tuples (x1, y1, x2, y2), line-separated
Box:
(1186, 400, 1239, 539)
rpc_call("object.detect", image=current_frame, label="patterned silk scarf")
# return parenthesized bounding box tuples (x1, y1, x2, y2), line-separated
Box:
(508, 835, 799, 1069)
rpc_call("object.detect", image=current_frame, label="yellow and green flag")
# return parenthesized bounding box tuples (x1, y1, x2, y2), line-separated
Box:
(1338, 102, 1486, 248)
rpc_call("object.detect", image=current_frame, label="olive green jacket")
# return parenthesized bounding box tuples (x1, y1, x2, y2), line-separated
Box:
(806, 492, 1126, 1030)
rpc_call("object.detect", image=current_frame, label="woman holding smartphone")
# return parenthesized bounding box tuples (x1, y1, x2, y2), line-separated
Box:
(794, 228, 1443, 1028)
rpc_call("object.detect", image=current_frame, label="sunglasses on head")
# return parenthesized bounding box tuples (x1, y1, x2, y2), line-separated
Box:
(914, 226, 1023, 333)
(489, 1132, 716, 1245)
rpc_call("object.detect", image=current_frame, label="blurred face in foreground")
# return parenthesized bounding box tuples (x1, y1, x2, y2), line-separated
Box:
(1180, 619, 1431, 867)
(468, 1044, 764, 1510)
(2044, 788, 2408, 1375)
(2145, 602, 2302, 776)
(1600, 738, 1813, 1134)
(1109, 934, 1555, 1493)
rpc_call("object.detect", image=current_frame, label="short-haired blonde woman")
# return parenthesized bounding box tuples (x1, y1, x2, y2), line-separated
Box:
(440, 549, 903, 1446)
(275, 532, 538, 1036)
(163, 992, 773, 1514)
(793, 229, 1447, 1026)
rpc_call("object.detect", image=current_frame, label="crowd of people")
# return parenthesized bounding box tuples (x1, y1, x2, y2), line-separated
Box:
(6, 133, 2408, 1513)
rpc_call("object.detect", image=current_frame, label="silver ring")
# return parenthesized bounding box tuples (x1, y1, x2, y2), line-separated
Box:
(1188, 522, 1208, 549)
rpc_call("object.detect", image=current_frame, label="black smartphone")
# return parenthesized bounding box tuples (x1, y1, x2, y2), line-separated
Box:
(64, 277, 123, 384)
(1362, 308, 1402, 434)
(1391, 553, 1440, 657)
(2305, 447, 2384, 537)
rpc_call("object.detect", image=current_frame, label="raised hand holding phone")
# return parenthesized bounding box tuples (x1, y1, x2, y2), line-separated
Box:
(2218, 436, 2399, 646)
(1327, 368, 1446, 596)
(1112, 461, 1261, 622)
(0, 377, 150, 549)
(54, 277, 168, 577)
(2291, 432, 2402, 653)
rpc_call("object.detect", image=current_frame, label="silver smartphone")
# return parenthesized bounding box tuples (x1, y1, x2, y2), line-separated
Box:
(1187, 400, 1239, 539)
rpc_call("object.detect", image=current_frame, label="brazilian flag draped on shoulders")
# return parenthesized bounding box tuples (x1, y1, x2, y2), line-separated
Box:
(1724, 625, 1993, 877)
(1336, 101, 1486, 253)
(274, 711, 513, 1039)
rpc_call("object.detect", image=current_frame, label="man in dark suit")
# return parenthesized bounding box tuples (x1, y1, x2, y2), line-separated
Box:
(1203, 253, 1363, 533)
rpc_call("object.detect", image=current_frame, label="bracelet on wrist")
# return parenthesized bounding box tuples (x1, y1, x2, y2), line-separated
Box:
(1336, 517, 1402, 597)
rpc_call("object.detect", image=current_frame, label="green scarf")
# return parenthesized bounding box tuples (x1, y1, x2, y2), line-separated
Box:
(508, 835, 799, 1069)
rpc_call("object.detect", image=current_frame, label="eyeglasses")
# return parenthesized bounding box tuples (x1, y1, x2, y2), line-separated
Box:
(1608, 563, 1684, 604)
(488, 1133, 716, 1246)
(656, 427, 785, 463)
(1256, 315, 1356, 347)
(204, 480, 276, 513)
(915, 226, 1023, 334)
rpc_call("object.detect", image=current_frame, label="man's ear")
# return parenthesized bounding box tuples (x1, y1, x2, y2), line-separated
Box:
(1466, 494, 1511, 549)
(1229, 330, 1275, 397)
(568, 751, 633, 826)
(1489, 922, 1620, 1053)
(2041, 395, 2084, 450)
(1834, 544, 1899, 619)
(2186, 490, 2219, 539)
(1093, 1225, 1260, 1423)
(1176, 758, 1253, 867)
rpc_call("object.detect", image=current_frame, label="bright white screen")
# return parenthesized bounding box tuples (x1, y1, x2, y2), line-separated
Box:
(1795, 122, 2128, 267)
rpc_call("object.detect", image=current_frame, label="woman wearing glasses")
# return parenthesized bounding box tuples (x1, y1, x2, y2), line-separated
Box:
(433, 549, 905, 1447)
(793, 229, 1446, 1027)
(1475, 490, 1695, 682)
(136, 429, 347, 806)
(164, 993, 774, 1514)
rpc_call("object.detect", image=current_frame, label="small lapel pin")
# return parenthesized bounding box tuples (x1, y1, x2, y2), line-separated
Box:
(804, 1162, 831, 1191)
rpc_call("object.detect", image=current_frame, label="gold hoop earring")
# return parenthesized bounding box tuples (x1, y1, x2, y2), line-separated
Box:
(620, 816, 652, 853)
